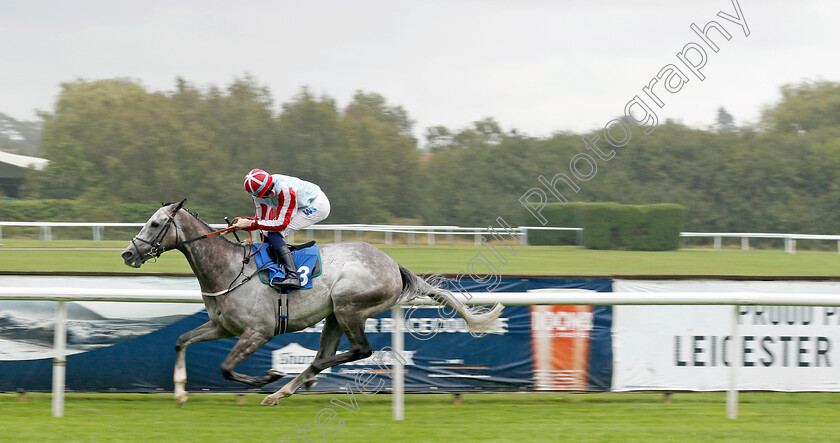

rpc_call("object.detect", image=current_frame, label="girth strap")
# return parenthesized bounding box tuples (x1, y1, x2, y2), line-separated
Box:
(275, 292, 289, 336)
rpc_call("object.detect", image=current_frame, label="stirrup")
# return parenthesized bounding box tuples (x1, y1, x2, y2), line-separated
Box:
(270, 281, 299, 290)
(270, 276, 300, 290)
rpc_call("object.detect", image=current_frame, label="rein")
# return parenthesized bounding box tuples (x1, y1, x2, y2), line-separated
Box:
(132, 208, 264, 297)
(131, 211, 236, 261)
(164, 226, 237, 251)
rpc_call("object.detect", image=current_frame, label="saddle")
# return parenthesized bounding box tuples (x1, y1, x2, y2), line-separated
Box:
(251, 242, 322, 291)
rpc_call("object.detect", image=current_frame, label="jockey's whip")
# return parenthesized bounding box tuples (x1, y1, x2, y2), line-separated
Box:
(225, 217, 243, 243)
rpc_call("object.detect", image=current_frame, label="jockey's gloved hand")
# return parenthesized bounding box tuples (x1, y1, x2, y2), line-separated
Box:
(232, 217, 255, 231)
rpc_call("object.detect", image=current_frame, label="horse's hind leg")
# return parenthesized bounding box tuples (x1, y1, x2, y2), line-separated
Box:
(220, 328, 285, 387)
(302, 313, 343, 391)
(262, 315, 370, 406)
(174, 321, 232, 405)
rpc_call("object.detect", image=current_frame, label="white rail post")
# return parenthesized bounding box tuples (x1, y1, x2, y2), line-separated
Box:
(726, 304, 740, 419)
(385, 231, 393, 245)
(52, 301, 67, 417)
(784, 238, 796, 254)
(428, 229, 435, 246)
(714, 236, 722, 249)
(741, 237, 749, 251)
(93, 226, 103, 242)
(392, 305, 404, 421)
(520, 228, 528, 247)
(334, 229, 341, 243)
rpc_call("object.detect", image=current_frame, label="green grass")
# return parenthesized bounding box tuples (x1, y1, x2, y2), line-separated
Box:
(1, 392, 839, 442)
(0, 239, 838, 275)
(382, 245, 840, 276)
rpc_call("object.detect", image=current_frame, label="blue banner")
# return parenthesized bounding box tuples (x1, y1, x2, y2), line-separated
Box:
(0, 278, 612, 393)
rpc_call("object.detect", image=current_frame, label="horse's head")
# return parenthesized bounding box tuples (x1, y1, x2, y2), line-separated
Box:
(121, 199, 187, 268)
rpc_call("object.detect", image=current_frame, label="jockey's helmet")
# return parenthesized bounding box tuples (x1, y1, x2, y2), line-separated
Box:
(244, 169, 274, 198)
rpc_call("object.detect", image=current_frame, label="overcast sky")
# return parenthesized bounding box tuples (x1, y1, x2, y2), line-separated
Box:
(1, 0, 837, 140)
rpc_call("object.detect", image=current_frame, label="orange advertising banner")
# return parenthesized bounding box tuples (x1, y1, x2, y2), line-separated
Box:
(531, 305, 593, 390)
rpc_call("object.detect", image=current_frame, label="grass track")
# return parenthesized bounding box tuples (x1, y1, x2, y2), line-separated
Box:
(1, 240, 839, 275)
(2, 392, 839, 442)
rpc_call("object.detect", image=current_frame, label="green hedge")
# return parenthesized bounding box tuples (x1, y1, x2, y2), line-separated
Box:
(523, 202, 684, 250)
(580, 203, 684, 251)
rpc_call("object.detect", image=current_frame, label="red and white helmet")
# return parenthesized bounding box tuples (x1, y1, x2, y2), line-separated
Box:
(244, 169, 274, 198)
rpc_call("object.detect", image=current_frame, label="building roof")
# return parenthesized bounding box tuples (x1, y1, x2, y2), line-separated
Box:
(0, 150, 48, 170)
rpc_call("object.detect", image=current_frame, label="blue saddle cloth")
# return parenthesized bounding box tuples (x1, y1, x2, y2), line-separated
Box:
(251, 243, 321, 290)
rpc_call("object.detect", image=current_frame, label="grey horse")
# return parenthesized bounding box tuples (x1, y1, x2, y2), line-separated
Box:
(120, 200, 503, 406)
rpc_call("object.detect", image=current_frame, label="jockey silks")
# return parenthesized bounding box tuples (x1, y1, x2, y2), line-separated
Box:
(251, 173, 326, 232)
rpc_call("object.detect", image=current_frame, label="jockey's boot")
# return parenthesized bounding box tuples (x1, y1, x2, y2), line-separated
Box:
(273, 244, 301, 290)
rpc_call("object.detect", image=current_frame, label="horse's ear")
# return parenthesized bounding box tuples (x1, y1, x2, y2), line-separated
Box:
(161, 199, 187, 210)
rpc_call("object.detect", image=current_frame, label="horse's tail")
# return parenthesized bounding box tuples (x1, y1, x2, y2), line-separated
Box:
(398, 265, 504, 335)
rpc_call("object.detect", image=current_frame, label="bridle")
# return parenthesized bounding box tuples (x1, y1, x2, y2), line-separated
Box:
(130, 209, 180, 262)
(129, 204, 261, 296)
(130, 208, 236, 263)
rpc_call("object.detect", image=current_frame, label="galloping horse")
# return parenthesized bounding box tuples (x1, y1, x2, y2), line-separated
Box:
(120, 200, 503, 406)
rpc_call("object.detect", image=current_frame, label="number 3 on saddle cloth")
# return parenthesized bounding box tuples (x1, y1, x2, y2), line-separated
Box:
(251, 242, 322, 290)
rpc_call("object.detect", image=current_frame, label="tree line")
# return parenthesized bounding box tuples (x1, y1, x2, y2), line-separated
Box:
(15, 77, 840, 233)
(20, 76, 421, 224)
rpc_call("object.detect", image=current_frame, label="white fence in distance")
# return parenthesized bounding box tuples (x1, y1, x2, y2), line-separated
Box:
(2, 286, 840, 420)
(0, 221, 566, 246)
(681, 231, 840, 254)
(1, 221, 839, 253)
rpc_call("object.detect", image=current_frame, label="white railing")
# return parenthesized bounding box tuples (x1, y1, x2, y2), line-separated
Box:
(0, 221, 146, 242)
(1, 221, 838, 253)
(0, 221, 569, 246)
(682, 232, 840, 254)
(3, 287, 840, 420)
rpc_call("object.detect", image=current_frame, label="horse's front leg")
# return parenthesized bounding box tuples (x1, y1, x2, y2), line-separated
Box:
(220, 328, 286, 387)
(174, 321, 232, 406)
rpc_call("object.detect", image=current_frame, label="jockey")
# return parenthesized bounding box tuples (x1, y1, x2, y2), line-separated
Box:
(233, 169, 331, 289)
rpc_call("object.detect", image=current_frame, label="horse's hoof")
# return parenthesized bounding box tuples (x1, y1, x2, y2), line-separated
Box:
(175, 392, 188, 407)
(261, 395, 278, 406)
(268, 369, 286, 378)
